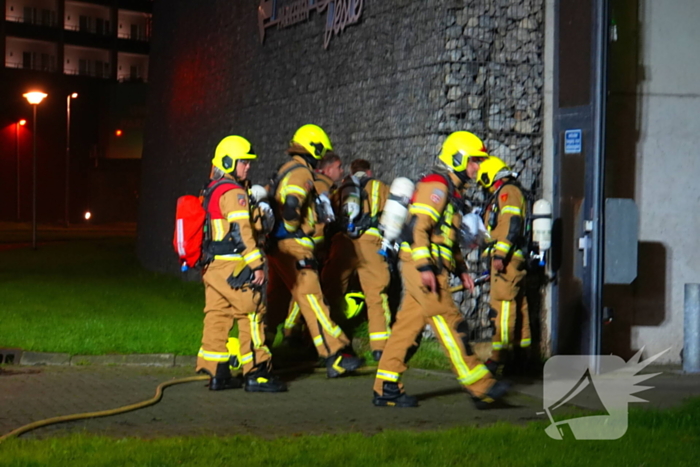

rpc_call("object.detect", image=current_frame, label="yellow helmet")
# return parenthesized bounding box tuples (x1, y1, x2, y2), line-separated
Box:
(212, 135, 257, 174)
(291, 124, 333, 160)
(438, 131, 489, 173)
(476, 156, 511, 188)
(344, 292, 365, 319)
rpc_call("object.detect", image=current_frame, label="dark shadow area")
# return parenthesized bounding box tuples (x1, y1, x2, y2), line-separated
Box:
(602, 242, 667, 359)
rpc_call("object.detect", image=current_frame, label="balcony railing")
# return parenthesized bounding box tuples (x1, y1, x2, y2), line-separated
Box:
(64, 23, 112, 36)
(5, 61, 58, 73)
(5, 14, 58, 28)
(117, 31, 149, 41)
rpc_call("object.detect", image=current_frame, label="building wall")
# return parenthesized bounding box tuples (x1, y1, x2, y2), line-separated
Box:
(139, 0, 545, 278)
(603, 0, 700, 364)
(117, 51, 147, 80)
(5, 36, 56, 67)
(117, 9, 148, 39)
(5, 0, 56, 21)
(64, 1, 110, 31)
(64, 44, 110, 74)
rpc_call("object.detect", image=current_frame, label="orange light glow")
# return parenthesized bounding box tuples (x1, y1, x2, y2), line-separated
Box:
(71, 92, 78, 98)
(18, 119, 27, 126)
(23, 91, 48, 105)
(84, 211, 92, 220)
(115, 129, 123, 137)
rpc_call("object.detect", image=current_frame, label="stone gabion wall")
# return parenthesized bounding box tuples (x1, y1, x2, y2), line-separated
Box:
(441, 0, 545, 340)
(139, 0, 544, 339)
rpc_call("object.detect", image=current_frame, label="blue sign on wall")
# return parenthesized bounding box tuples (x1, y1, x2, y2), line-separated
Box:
(564, 129, 582, 154)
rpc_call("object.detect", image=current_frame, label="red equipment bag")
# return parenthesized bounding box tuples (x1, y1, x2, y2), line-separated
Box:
(173, 195, 206, 271)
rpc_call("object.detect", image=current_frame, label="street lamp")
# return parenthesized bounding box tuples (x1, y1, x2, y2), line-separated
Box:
(65, 92, 78, 226)
(23, 91, 47, 250)
(16, 119, 26, 221)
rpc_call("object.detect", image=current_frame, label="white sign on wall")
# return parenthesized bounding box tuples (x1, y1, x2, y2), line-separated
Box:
(258, 0, 364, 50)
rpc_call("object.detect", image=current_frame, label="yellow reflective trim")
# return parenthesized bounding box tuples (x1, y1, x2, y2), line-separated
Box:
(364, 227, 382, 238)
(371, 180, 380, 217)
(313, 335, 324, 347)
(376, 370, 400, 382)
(520, 338, 532, 348)
(226, 211, 249, 222)
(495, 242, 511, 254)
(409, 203, 440, 222)
(284, 303, 301, 329)
(400, 242, 412, 253)
(212, 219, 226, 241)
(513, 250, 525, 259)
(240, 352, 254, 364)
(501, 300, 510, 346)
(283, 221, 296, 232)
(312, 236, 325, 244)
(369, 332, 390, 341)
(248, 312, 262, 348)
(198, 348, 229, 362)
(280, 184, 307, 204)
(307, 294, 341, 338)
(381, 293, 391, 334)
(492, 342, 504, 350)
(295, 237, 315, 249)
(213, 254, 243, 261)
(432, 315, 489, 386)
(244, 249, 262, 265)
(411, 246, 431, 261)
(501, 206, 522, 216)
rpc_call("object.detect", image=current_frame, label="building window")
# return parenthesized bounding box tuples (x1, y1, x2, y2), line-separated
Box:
(23, 52, 32, 69)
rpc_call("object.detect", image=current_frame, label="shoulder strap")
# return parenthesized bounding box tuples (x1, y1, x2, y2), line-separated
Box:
(203, 179, 241, 219)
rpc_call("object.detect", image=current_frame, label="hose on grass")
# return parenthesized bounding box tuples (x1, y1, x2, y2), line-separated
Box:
(0, 375, 209, 443)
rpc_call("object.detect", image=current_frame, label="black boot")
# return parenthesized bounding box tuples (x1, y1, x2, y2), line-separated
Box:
(372, 350, 383, 363)
(373, 382, 418, 407)
(472, 380, 510, 410)
(485, 359, 504, 377)
(244, 367, 288, 393)
(208, 362, 243, 391)
(326, 352, 364, 378)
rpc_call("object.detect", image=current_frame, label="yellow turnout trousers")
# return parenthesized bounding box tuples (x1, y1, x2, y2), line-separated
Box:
(322, 232, 392, 352)
(374, 258, 494, 398)
(267, 238, 350, 357)
(489, 255, 531, 361)
(196, 260, 271, 376)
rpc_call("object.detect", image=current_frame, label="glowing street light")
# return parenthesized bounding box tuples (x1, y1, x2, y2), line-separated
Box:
(23, 91, 47, 250)
(115, 129, 123, 137)
(16, 119, 27, 221)
(65, 92, 78, 226)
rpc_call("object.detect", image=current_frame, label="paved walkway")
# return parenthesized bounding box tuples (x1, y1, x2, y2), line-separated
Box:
(2, 363, 698, 440)
(0, 366, 544, 440)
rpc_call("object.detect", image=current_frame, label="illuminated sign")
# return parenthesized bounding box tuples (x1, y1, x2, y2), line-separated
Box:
(258, 0, 363, 50)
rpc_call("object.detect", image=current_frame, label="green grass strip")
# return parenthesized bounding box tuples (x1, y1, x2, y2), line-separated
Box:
(1, 398, 699, 466)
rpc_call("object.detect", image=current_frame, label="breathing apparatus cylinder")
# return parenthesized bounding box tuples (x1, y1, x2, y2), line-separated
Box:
(378, 177, 415, 257)
(531, 199, 552, 266)
(340, 175, 362, 235)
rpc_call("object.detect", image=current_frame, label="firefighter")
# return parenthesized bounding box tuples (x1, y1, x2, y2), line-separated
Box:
(321, 159, 392, 362)
(196, 135, 286, 392)
(476, 156, 531, 376)
(266, 124, 363, 377)
(372, 131, 509, 408)
(282, 151, 344, 345)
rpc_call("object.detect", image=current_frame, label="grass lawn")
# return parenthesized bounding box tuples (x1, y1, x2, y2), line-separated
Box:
(0, 237, 452, 369)
(1, 398, 699, 466)
(0, 238, 204, 356)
